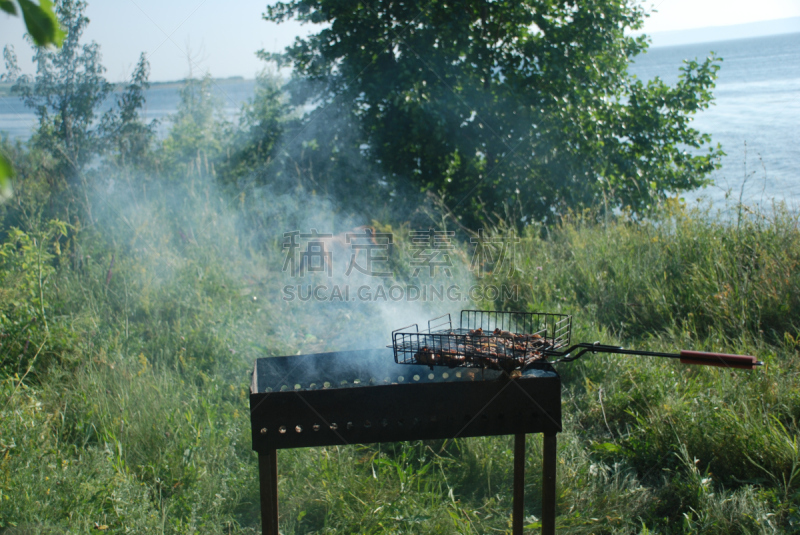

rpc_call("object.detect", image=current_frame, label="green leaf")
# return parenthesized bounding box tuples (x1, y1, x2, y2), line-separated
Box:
(591, 442, 622, 454)
(0, 0, 18, 15)
(17, 0, 65, 47)
(0, 153, 13, 201)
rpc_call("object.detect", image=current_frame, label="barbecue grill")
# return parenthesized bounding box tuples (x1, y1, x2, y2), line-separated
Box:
(250, 310, 762, 535)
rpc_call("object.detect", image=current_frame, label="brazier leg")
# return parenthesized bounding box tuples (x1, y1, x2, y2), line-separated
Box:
(258, 450, 279, 535)
(513, 433, 526, 535)
(542, 433, 557, 535)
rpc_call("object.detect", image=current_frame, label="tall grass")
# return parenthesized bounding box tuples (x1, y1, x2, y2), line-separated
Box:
(1, 180, 798, 533)
(488, 200, 800, 344)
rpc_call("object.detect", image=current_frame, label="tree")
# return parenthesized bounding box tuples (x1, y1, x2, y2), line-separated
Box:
(0, 0, 65, 199)
(4, 0, 111, 191)
(220, 71, 288, 185)
(160, 72, 230, 178)
(219, 72, 384, 210)
(100, 52, 157, 169)
(265, 0, 722, 226)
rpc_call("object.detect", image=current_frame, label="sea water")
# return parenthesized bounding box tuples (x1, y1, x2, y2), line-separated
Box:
(0, 78, 257, 141)
(629, 32, 800, 209)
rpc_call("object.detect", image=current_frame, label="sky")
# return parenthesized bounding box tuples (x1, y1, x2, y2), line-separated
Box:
(1, 0, 800, 83)
(638, 0, 800, 33)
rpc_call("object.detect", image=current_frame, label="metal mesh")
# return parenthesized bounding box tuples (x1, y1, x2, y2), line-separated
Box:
(392, 310, 572, 370)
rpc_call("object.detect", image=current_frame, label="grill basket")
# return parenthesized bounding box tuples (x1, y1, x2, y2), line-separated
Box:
(392, 310, 572, 370)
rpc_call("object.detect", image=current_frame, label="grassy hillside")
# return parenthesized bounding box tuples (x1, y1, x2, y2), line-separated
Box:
(1, 175, 797, 533)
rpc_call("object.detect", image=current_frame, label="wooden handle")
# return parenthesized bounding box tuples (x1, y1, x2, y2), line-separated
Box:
(679, 350, 758, 370)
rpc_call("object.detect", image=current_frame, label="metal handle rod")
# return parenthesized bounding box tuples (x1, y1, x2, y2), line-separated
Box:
(546, 343, 683, 360)
(545, 343, 763, 368)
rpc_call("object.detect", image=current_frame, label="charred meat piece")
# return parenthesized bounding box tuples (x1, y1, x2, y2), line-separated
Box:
(402, 319, 556, 371)
(440, 349, 466, 367)
(415, 347, 437, 367)
(516, 333, 543, 342)
(493, 328, 515, 339)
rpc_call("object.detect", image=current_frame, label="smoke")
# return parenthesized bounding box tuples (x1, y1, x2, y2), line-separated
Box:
(80, 81, 484, 366)
(219, 75, 483, 353)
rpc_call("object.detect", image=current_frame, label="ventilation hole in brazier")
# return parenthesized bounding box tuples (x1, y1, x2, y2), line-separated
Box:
(347, 422, 354, 430)
(323, 382, 331, 388)
(442, 372, 449, 379)
(382, 418, 389, 427)
(353, 378, 361, 384)
(330, 423, 338, 430)
(456, 372, 462, 378)
(364, 420, 371, 428)
(279, 426, 287, 434)
(294, 384, 301, 390)
(413, 375, 420, 381)
(397, 376, 405, 382)
(428, 373, 435, 380)
(313, 424, 320, 431)
(295, 425, 303, 433)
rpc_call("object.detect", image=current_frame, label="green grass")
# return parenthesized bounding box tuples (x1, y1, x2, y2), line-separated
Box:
(1, 178, 799, 533)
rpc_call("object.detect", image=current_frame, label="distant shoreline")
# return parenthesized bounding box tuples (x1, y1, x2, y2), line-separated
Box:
(2, 29, 798, 97)
(636, 16, 800, 48)
(0, 75, 254, 98)
(3, 24, 799, 95)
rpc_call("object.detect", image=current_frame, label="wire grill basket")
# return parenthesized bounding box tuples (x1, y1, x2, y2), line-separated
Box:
(391, 310, 572, 370)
